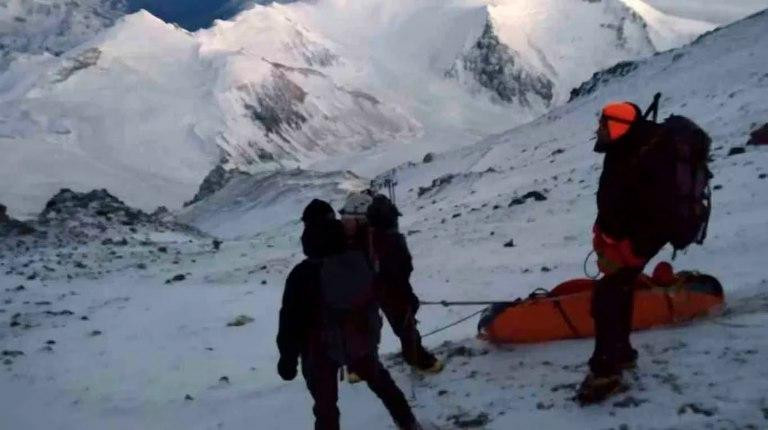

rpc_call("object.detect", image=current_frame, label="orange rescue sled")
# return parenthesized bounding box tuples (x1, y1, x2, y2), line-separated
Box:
(478, 271, 724, 344)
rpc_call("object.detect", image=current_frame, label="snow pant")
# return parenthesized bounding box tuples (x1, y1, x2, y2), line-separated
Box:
(301, 352, 415, 430)
(381, 300, 437, 369)
(589, 229, 665, 376)
(589, 267, 643, 376)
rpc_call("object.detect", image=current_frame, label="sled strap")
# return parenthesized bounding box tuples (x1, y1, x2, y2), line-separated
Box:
(663, 290, 677, 323)
(552, 299, 581, 338)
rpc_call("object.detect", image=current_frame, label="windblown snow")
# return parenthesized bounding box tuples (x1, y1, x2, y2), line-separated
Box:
(2, 3, 768, 429)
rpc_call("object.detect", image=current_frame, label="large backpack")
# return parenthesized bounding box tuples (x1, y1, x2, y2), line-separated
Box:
(597, 93, 713, 254)
(650, 114, 712, 252)
(319, 249, 382, 365)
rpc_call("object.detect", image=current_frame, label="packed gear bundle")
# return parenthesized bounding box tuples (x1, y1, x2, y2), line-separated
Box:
(476, 263, 724, 344)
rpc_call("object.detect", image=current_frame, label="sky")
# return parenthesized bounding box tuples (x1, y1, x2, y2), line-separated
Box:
(128, 0, 768, 30)
(129, 0, 296, 31)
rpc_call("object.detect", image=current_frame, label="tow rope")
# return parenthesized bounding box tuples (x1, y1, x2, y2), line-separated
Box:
(418, 298, 525, 338)
(419, 300, 518, 307)
(421, 309, 486, 338)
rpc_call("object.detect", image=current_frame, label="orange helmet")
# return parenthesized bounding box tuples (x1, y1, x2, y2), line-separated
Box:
(595, 101, 641, 151)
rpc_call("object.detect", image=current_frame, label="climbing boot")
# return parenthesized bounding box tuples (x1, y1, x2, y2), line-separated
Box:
(576, 372, 628, 405)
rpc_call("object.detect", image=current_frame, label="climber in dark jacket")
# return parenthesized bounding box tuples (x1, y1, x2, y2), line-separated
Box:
(577, 102, 669, 405)
(365, 194, 442, 373)
(276, 199, 419, 430)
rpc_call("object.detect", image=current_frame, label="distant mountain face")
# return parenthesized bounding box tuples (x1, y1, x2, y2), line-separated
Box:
(0, 0, 725, 216)
(0, 0, 129, 69)
(0, 0, 299, 69)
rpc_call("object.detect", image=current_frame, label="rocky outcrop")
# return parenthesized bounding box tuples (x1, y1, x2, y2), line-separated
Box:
(569, 60, 639, 101)
(446, 21, 553, 107)
(14, 188, 206, 245)
(0, 203, 34, 236)
(184, 165, 251, 207)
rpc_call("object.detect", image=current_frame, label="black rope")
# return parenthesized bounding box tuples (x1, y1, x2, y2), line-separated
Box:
(419, 290, 554, 337)
(421, 309, 486, 338)
(420, 300, 518, 307)
(583, 249, 600, 280)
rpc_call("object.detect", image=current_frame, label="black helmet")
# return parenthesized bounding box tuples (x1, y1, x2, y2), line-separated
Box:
(301, 199, 335, 225)
(366, 194, 401, 230)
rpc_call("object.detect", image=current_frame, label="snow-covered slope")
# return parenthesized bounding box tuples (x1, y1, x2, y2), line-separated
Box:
(1, 8, 767, 430)
(0, 0, 720, 218)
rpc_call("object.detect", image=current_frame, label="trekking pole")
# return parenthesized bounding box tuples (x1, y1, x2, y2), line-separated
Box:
(643, 92, 662, 122)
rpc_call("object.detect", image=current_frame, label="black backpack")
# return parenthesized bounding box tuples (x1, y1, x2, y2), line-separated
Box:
(319, 250, 382, 365)
(631, 94, 713, 253)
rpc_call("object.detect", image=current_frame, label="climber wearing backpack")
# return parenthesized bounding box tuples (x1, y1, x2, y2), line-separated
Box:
(577, 94, 712, 405)
(277, 199, 420, 430)
(338, 192, 442, 374)
(365, 194, 443, 373)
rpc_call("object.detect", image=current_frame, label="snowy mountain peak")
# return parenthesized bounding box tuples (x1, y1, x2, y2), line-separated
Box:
(0, 0, 731, 217)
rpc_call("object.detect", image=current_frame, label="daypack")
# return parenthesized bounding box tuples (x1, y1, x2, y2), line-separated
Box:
(319, 249, 382, 365)
(596, 93, 712, 253)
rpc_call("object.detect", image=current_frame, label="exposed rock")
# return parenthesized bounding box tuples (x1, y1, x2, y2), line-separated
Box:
(447, 412, 491, 428)
(165, 274, 187, 284)
(184, 165, 251, 207)
(244, 66, 309, 141)
(53, 48, 102, 83)
(570, 61, 639, 101)
(227, 315, 255, 327)
(747, 123, 768, 145)
(509, 191, 547, 206)
(423, 152, 435, 163)
(417, 174, 455, 198)
(727, 147, 746, 156)
(13, 188, 205, 248)
(0, 204, 35, 237)
(1, 350, 24, 358)
(447, 21, 553, 107)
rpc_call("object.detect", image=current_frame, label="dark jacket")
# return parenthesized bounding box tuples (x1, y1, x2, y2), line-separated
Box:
(371, 229, 419, 311)
(595, 130, 669, 258)
(276, 219, 345, 363)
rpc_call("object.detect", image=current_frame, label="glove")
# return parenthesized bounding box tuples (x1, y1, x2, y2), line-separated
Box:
(277, 357, 298, 381)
